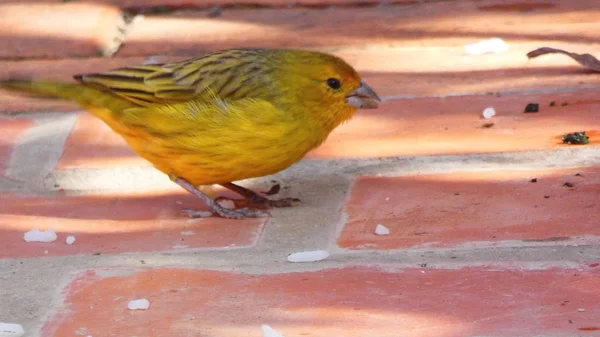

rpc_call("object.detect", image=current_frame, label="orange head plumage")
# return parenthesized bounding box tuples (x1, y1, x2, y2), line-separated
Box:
(263, 49, 380, 130)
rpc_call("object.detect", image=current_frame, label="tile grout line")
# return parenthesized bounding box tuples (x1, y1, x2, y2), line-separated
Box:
(5, 112, 77, 183)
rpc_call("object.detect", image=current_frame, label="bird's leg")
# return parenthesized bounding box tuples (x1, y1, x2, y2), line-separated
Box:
(216, 182, 301, 210)
(173, 177, 270, 219)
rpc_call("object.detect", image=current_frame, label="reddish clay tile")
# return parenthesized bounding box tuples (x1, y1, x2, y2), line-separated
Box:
(0, 118, 36, 177)
(0, 188, 266, 258)
(117, 0, 600, 56)
(43, 266, 600, 337)
(57, 113, 143, 169)
(0, 3, 125, 59)
(339, 167, 600, 250)
(310, 89, 600, 159)
(95, 0, 417, 9)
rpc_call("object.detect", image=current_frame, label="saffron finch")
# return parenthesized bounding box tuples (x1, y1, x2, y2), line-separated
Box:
(1, 48, 380, 219)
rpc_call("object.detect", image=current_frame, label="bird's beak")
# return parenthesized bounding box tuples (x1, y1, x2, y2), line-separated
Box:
(345, 81, 381, 109)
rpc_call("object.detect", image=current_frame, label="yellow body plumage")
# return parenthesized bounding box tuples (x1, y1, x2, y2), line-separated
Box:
(1, 48, 379, 217)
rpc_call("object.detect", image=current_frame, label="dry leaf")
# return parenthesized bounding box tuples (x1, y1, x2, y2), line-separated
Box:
(527, 47, 600, 72)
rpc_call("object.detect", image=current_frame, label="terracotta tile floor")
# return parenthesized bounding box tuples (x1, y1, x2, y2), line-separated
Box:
(1, 0, 600, 336)
(0, 188, 267, 258)
(44, 266, 600, 337)
(340, 167, 600, 250)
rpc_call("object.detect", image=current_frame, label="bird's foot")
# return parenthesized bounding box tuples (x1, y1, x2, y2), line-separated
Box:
(174, 177, 271, 219)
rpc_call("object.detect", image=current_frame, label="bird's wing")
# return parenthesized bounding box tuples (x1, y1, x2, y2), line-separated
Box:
(74, 49, 272, 106)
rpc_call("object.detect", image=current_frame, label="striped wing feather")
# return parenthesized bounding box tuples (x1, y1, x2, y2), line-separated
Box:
(74, 49, 271, 106)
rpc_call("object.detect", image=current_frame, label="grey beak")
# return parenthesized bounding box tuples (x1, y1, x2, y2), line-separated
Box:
(345, 81, 381, 109)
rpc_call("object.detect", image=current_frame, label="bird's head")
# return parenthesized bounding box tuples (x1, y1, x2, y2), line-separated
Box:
(272, 49, 381, 128)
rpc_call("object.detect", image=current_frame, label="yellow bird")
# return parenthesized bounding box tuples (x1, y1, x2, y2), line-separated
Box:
(1, 48, 380, 219)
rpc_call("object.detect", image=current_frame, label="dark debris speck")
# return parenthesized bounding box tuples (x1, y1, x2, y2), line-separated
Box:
(207, 7, 222, 17)
(530, 178, 538, 183)
(563, 182, 574, 188)
(562, 131, 589, 145)
(265, 184, 281, 196)
(524, 103, 539, 113)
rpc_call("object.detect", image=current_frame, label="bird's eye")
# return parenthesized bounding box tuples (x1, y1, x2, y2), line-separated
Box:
(326, 78, 341, 90)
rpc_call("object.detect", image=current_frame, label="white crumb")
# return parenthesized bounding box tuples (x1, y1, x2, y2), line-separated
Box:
(65, 235, 76, 245)
(482, 107, 496, 119)
(180, 231, 195, 236)
(23, 228, 57, 243)
(385, 197, 390, 201)
(172, 245, 189, 249)
(375, 224, 390, 235)
(0, 322, 25, 337)
(217, 199, 235, 209)
(577, 308, 585, 312)
(287, 250, 329, 263)
(261, 325, 284, 337)
(127, 299, 150, 310)
(464, 38, 509, 55)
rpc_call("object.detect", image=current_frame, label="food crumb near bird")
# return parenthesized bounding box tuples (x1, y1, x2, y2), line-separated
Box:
(578, 308, 586, 312)
(262, 325, 284, 337)
(464, 38, 509, 55)
(385, 197, 390, 201)
(0, 322, 25, 337)
(23, 228, 57, 243)
(127, 299, 150, 310)
(287, 250, 330, 263)
(524, 103, 539, 113)
(561, 131, 589, 145)
(482, 107, 496, 119)
(375, 224, 390, 236)
(217, 199, 235, 209)
(65, 235, 76, 245)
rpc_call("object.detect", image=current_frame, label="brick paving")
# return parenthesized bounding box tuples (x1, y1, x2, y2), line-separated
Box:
(1, 0, 599, 336)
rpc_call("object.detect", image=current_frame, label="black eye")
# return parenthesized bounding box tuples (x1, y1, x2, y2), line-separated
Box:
(326, 78, 341, 90)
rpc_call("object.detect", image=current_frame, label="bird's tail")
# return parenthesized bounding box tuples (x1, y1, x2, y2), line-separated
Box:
(0, 79, 136, 120)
